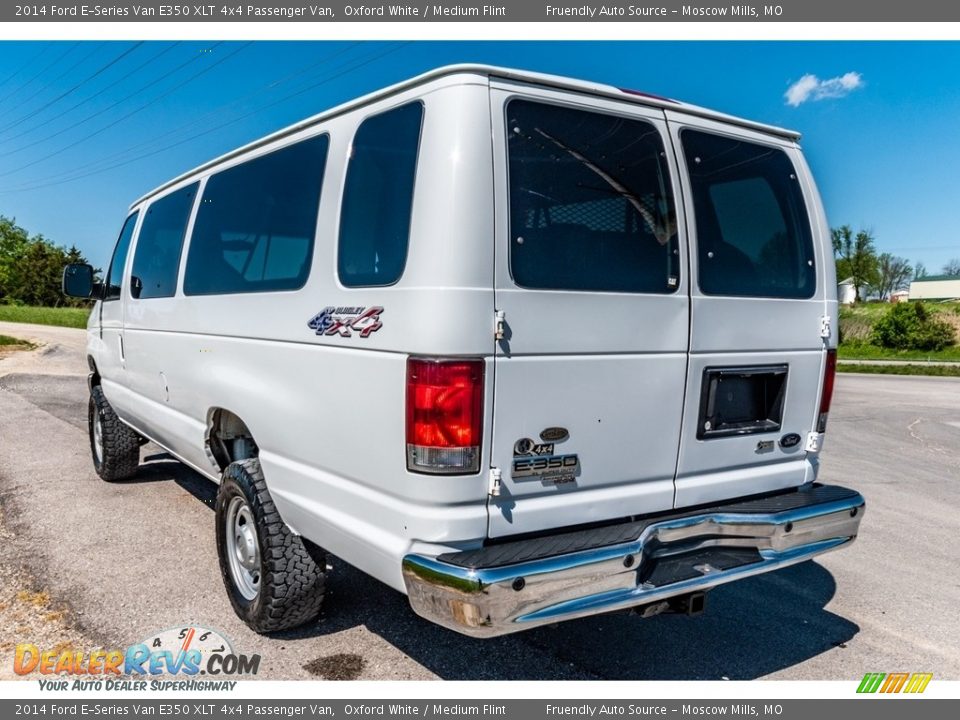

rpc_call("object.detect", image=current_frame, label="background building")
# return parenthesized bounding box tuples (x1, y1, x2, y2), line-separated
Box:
(909, 276, 960, 301)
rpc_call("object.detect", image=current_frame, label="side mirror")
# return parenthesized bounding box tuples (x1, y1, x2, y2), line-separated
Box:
(62, 263, 95, 298)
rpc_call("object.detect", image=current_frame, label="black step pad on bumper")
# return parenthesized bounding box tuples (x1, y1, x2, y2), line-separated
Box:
(439, 483, 861, 569)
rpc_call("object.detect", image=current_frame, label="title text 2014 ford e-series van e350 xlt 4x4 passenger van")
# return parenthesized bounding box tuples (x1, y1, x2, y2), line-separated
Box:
(63, 65, 864, 637)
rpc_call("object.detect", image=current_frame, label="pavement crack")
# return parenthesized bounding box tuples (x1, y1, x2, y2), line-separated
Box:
(907, 417, 924, 442)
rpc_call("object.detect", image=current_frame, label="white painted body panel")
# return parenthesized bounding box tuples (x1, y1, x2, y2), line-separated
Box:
(86, 66, 835, 595)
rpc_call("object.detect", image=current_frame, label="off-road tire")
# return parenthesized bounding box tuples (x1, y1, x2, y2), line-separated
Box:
(89, 385, 140, 481)
(216, 458, 326, 633)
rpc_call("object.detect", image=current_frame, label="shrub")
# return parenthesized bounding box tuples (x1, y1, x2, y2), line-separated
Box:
(871, 301, 956, 351)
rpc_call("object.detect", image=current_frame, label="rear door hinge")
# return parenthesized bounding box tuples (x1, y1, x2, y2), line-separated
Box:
(489, 467, 502, 497)
(494, 309, 506, 341)
(820, 315, 832, 339)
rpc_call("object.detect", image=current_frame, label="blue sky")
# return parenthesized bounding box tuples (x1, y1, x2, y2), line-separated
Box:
(0, 41, 958, 273)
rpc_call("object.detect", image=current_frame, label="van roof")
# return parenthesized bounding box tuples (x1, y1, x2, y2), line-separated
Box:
(133, 64, 802, 208)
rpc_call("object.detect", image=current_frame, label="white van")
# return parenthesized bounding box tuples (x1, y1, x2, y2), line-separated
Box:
(63, 65, 864, 637)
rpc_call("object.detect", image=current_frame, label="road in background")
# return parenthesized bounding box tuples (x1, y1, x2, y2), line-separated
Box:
(1, 323, 959, 680)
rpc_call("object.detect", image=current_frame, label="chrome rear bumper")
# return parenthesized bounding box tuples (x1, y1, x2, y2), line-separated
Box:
(402, 484, 864, 637)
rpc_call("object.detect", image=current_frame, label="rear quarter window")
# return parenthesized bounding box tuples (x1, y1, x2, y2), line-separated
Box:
(338, 102, 423, 288)
(681, 129, 816, 299)
(506, 99, 680, 294)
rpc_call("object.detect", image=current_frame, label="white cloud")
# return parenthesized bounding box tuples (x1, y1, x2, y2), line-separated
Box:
(785, 72, 863, 107)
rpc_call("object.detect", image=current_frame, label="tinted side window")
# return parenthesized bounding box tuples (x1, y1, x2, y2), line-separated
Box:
(184, 135, 329, 296)
(338, 102, 423, 287)
(104, 212, 139, 301)
(130, 184, 197, 299)
(681, 130, 816, 298)
(507, 100, 679, 293)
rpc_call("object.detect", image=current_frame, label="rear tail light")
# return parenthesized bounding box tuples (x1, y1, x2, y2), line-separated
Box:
(817, 349, 837, 433)
(406, 358, 484, 474)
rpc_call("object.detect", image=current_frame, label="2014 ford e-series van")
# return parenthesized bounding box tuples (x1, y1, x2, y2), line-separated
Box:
(63, 65, 864, 637)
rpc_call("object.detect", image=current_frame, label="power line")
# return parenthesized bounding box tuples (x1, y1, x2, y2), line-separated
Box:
(0, 43, 79, 108)
(0, 42, 226, 166)
(0, 43, 54, 92)
(0, 43, 409, 195)
(0, 43, 181, 152)
(0, 42, 250, 180)
(18, 42, 362, 176)
(2, 43, 105, 116)
(0, 42, 144, 135)
(13, 42, 215, 153)
(0, 42, 370, 190)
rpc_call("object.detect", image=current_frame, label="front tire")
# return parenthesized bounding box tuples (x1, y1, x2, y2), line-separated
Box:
(215, 458, 326, 633)
(89, 385, 140, 481)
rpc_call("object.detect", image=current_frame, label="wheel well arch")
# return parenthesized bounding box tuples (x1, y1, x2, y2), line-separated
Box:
(205, 408, 259, 472)
(87, 356, 100, 391)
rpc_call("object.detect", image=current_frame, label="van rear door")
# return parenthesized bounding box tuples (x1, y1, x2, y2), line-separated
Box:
(666, 114, 830, 508)
(487, 82, 689, 538)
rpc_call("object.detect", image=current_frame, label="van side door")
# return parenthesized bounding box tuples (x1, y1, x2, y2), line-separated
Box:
(97, 210, 140, 416)
(121, 182, 199, 441)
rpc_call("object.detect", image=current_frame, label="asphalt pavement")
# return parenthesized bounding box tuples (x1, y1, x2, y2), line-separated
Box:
(1, 322, 959, 680)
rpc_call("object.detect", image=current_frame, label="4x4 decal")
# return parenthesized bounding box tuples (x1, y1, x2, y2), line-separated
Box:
(308, 306, 384, 338)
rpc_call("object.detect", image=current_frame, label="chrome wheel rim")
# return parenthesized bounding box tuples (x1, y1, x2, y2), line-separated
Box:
(92, 411, 104, 464)
(225, 495, 260, 600)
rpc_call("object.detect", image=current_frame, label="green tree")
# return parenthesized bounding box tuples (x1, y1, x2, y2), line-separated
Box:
(875, 253, 912, 301)
(913, 261, 928, 281)
(832, 225, 878, 302)
(0, 214, 95, 307)
(0, 216, 30, 299)
(943, 258, 960, 277)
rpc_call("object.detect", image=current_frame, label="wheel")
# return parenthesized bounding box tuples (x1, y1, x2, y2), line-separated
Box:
(88, 385, 140, 481)
(215, 458, 326, 633)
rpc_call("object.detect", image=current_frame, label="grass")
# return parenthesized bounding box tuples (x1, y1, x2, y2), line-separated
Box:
(0, 334, 32, 348)
(0, 304, 90, 329)
(838, 363, 960, 378)
(838, 344, 960, 363)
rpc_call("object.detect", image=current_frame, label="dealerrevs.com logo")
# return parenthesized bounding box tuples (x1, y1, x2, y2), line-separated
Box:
(14, 626, 259, 690)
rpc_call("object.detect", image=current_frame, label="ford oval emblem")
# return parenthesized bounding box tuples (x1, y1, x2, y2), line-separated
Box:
(780, 433, 802, 449)
(540, 427, 569, 443)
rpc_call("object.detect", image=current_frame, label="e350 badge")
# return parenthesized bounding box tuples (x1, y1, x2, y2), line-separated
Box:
(308, 306, 383, 338)
(512, 430, 579, 485)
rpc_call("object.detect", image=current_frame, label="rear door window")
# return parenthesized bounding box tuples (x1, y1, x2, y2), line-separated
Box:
(130, 183, 198, 299)
(506, 99, 679, 293)
(681, 130, 816, 298)
(338, 102, 423, 287)
(184, 135, 329, 296)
